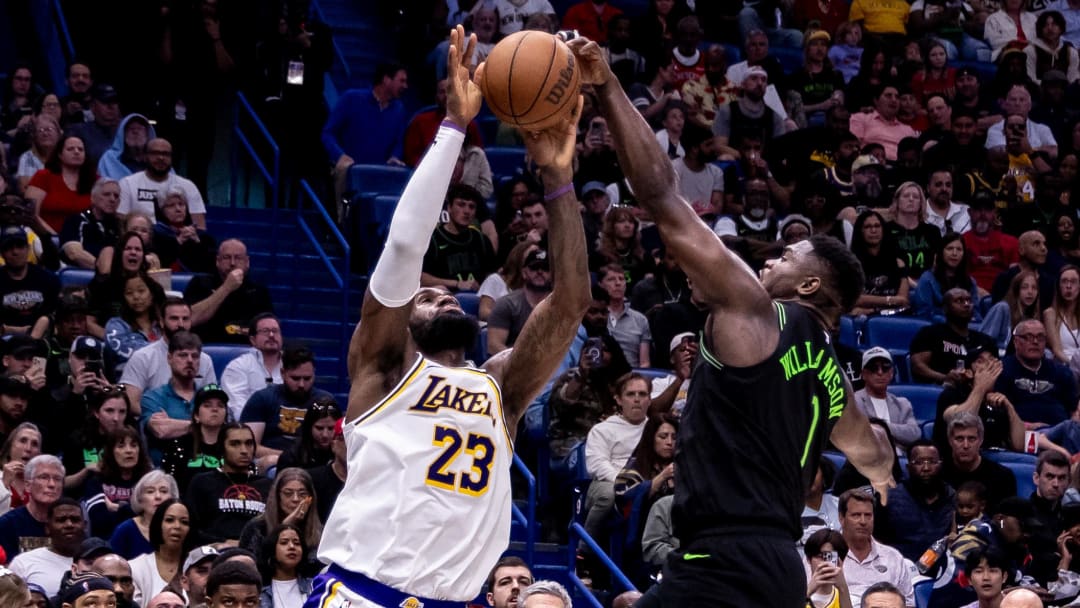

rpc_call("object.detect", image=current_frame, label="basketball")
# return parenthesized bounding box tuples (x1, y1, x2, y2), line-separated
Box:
(479, 31, 581, 131)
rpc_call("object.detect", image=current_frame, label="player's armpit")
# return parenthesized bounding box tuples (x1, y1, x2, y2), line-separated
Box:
(345, 291, 414, 422)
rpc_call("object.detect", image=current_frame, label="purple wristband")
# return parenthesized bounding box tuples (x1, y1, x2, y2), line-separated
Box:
(544, 183, 574, 202)
(441, 118, 466, 134)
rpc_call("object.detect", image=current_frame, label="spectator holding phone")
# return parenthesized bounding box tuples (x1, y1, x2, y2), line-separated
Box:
(547, 333, 631, 460)
(804, 528, 854, 608)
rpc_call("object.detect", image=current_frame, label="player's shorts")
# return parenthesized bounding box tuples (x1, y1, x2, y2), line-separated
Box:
(303, 564, 466, 608)
(649, 527, 807, 607)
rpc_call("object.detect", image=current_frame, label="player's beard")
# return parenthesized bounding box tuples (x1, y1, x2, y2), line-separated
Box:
(410, 311, 480, 356)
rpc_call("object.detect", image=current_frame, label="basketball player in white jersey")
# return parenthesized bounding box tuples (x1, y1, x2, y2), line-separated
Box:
(306, 26, 590, 608)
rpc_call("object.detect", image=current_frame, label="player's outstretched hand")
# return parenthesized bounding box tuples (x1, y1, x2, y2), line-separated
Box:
(868, 424, 897, 505)
(447, 25, 483, 128)
(521, 95, 583, 176)
(566, 37, 611, 86)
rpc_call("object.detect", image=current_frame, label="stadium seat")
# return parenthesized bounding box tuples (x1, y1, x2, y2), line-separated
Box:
(839, 315, 861, 348)
(889, 384, 944, 424)
(58, 267, 95, 288)
(865, 316, 931, 354)
(202, 344, 250, 379)
(821, 450, 846, 474)
(346, 164, 413, 199)
(984, 451, 1037, 497)
(635, 368, 672, 384)
(477, 116, 501, 145)
(914, 579, 933, 608)
(456, 291, 480, 318)
(172, 272, 197, 294)
(921, 420, 934, 441)
(485, 147, 526, 180)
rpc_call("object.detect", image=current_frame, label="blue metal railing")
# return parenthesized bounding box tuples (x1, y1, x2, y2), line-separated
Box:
(309, 0, 352, 83)
(230, 93, 281, 212)
(296, 178, 351, 378)
(567, 523, 637, 608)
(510, 454, 537, 567)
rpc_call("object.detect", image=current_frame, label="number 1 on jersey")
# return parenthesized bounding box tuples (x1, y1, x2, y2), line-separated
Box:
(426, 425, 496, 496)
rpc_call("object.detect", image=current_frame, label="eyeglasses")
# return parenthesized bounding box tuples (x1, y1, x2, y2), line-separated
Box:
(865, 362, 893, 373)
(32, 474, 63, 484)
(1014, 333, 1047, 342)
(911, 459, 941, 466)
(254, 328, 280, 336)
(36, 126, 57, 134)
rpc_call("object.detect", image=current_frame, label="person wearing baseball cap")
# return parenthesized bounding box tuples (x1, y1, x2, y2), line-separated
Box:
(181, 545, 219, 607)
(57, 571, 115, 608)
(0, 224, 60, 337)
(307, 416, 348, 523)
(650, 332, 698, 416)
(851, 347, 920, 447)
(581, 181, 611, 250)
(962, 188, 1018, 294)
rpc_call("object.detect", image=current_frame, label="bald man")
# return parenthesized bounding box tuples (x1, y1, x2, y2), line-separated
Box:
(991, 230, 1055, 305)
(613, 590, 643, 608)
(146, 591, 185, 608)
(1001, 588, 1044, 608)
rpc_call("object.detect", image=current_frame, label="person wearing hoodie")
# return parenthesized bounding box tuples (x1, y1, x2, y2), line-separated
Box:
(1024, 11, 1080, 85)
(98, 114, 156, 180)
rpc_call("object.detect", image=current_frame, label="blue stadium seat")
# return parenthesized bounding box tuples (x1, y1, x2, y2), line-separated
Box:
(889, 384, 944, 424)
(456, 291, 480, 318)
(477, 116, 501, 146)
(58, 267, 95, 289)
(346, 164, 413, 199)
(821, 450, 846, 474)
(172, 272, 197, 294)
(839, 315, 860, 348)
(202, 344, 250, 379)
(914, 579, 933, 608)
(469, 327, 489, 364)
(865, 316, 931, 355)
(921, 420, 934, 441)
(984, 451, 1037, 497)
(485, 147, 526, 180)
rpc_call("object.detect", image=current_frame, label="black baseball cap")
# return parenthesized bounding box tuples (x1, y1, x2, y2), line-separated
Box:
(969, 189, 997, 210)
(92, 83, 119, 103)
(77, 537, 111, 561)
(0, 376, 33, 399)
(0, 225, 27, 250)
(195, 383, 228, 406)
(2, 334, 46, 359)
(524, 249, 549, 270)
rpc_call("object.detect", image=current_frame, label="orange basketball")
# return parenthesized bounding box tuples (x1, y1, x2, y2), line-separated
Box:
(479, 31, 581, 131)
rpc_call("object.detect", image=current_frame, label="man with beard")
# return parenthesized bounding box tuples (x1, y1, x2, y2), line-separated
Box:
(630, 247, 689, 318)
(120, 297, 216, 411)
(713, 177, 779, 250)
(810, 129, 860, 199)
(713, 67, 789, 160)
(181, 546, 218, 608)
(673, 123, 724, 219)
(926, 168, 972, 235)
(93, 553, 138, 608)
(185, 423, 272, 545)
(931, 107, 989, 181)
(139, 331, 205, 463)
(680, 45, 739, 130)
(963, 191, 1019, 293)
(308, 27, 590, 608)
(850, 154, 887, 211)
(486, 556, 533, 608)
(952, 67, 1002, 133)
(10, 498, 85, 597)
(488, 249, 553, 354)
(0, 454, 64, 561)
(116, 138, 207, 229)
(876, 441, 956, 562)
(184, 239, 274, 344)
(0, 374, 32, 445)
(909, 288, 998, 385)
(240, 344, 332, 469)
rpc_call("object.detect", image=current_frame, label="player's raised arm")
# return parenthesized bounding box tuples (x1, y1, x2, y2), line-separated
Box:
(483, 96, 591, 434)
(830, 381, 897, 503)
(567, 37, 776, 363)
(346, 26, 482, 421)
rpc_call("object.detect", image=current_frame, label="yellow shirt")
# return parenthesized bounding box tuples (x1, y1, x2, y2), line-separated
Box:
(850, 0, 910, 35)
(1006, 153, 1036, 204)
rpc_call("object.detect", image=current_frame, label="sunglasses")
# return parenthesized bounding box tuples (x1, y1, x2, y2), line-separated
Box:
(865, 362, 893, 373)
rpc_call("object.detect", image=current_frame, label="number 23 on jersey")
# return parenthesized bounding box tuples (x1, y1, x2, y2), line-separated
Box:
(425, 425, 496, 496)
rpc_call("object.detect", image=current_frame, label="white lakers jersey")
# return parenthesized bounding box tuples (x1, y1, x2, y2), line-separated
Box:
(317, 355, 513, 601)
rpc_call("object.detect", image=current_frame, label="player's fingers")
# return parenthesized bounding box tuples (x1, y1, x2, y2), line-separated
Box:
(448, 41, 460, 78)
(565, 37, 587, 53)
(473, 61, 487, 90)
(464, 32, 477, 67)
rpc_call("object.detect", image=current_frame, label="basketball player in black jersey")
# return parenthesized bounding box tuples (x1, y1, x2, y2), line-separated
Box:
(565, 39, 898, 607)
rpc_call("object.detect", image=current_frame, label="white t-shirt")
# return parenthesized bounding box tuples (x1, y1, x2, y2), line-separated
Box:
(984, 118, 1058, 150)
(724, 62, 789, 120)
(493, 0, 555, 35)
(9, 547, 71, 597)
(118, 171, 207, 219)
(119, 339, 217, 393)
(672, 158, 724, 217)
(477, 272, 508, 305)
(655, 129, 685, 159)
(16, 151, 44, 180)
(130, 552, 171, 607)
(271, 579, 306, 608)
(869, 396, 890, 421)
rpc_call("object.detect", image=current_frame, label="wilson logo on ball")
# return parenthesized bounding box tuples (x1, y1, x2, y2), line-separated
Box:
(544, 55, 576, 105)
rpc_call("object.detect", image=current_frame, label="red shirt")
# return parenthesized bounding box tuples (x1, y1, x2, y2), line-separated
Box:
(965, 229, 1019, 291)
(27, 169, 92, 233)
(402, 111, 484, 168)
(561, 1, 623, 44)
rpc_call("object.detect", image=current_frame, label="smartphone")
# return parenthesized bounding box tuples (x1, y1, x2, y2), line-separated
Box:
(29, 356, 45, 376)
(83, 358, 103, 376)
(822, 551, 838, 566)
(582, 337, 604, 368)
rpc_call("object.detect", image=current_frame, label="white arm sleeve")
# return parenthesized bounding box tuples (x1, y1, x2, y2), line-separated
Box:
(368, 123, 465, 307)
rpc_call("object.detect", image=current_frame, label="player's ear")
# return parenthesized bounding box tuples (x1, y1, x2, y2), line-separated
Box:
(797, 276, 821, 296)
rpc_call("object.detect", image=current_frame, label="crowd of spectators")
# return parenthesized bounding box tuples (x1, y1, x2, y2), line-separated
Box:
(18, 0, 1080, 605)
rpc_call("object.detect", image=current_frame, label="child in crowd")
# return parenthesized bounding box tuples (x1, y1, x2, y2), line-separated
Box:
(1038, 403, 1080, 458)
(953, 480, 988, 536)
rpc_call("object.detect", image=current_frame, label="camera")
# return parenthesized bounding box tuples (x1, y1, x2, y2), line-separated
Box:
(556, 29, 579, 42)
